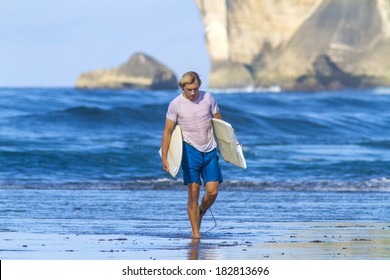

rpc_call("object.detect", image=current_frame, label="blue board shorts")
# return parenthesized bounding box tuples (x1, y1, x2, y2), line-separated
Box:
(181, 142, 223, 185)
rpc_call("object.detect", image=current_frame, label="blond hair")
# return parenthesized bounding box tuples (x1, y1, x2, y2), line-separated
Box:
(178, 71, 202, 89)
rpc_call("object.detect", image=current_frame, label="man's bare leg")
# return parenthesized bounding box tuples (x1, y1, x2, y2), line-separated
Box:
(187, 183, 201, 238)
(199, 181, 219, 227)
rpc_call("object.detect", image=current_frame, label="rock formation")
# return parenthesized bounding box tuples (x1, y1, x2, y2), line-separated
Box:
(196, 0, 390, 91)
(76, 53, 178, 90)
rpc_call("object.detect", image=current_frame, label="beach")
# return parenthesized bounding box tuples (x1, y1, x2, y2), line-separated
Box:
(1, 188, 389, 260)
(1, 222, 389, 260)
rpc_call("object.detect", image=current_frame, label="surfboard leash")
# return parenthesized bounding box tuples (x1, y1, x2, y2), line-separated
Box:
(204, 207, 217, 233)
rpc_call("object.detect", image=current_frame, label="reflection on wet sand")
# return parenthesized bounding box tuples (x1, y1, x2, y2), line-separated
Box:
(188, 238, 200, 260)
(187, 238, 226, 260)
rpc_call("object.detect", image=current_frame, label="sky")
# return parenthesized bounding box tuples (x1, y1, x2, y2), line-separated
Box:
(0, 0, 210, 87)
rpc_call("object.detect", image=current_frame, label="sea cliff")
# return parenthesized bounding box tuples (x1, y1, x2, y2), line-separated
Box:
(196, 0, 390, 90)
(76, 53, 178, 90)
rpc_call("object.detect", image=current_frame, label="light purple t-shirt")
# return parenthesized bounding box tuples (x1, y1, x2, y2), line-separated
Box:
(166, 91, 219, 152)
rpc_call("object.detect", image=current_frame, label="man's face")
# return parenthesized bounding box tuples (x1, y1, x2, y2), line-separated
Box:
(183, 81, 200, 102)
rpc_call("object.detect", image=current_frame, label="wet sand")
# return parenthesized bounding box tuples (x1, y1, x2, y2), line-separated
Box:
(1, 222, 389, 260)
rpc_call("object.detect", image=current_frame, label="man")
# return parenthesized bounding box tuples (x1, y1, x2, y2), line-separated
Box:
(161, 71, 223, 238)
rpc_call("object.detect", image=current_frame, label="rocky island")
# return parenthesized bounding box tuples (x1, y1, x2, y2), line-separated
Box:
(76, 52, 178, 90)
(196, 0, 390, 91)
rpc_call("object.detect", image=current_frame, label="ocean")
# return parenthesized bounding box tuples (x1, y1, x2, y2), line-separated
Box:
(1, 87, 390, 239)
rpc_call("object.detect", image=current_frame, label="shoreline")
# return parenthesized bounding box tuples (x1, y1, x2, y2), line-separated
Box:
(2, 222, 389, 260)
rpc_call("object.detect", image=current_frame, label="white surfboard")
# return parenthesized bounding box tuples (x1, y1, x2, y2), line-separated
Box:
(212, 118, 247, 169)
(159, 125, 183, 177)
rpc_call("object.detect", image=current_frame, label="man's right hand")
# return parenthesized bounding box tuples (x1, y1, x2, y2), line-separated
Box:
(162, 158, 169, 173)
